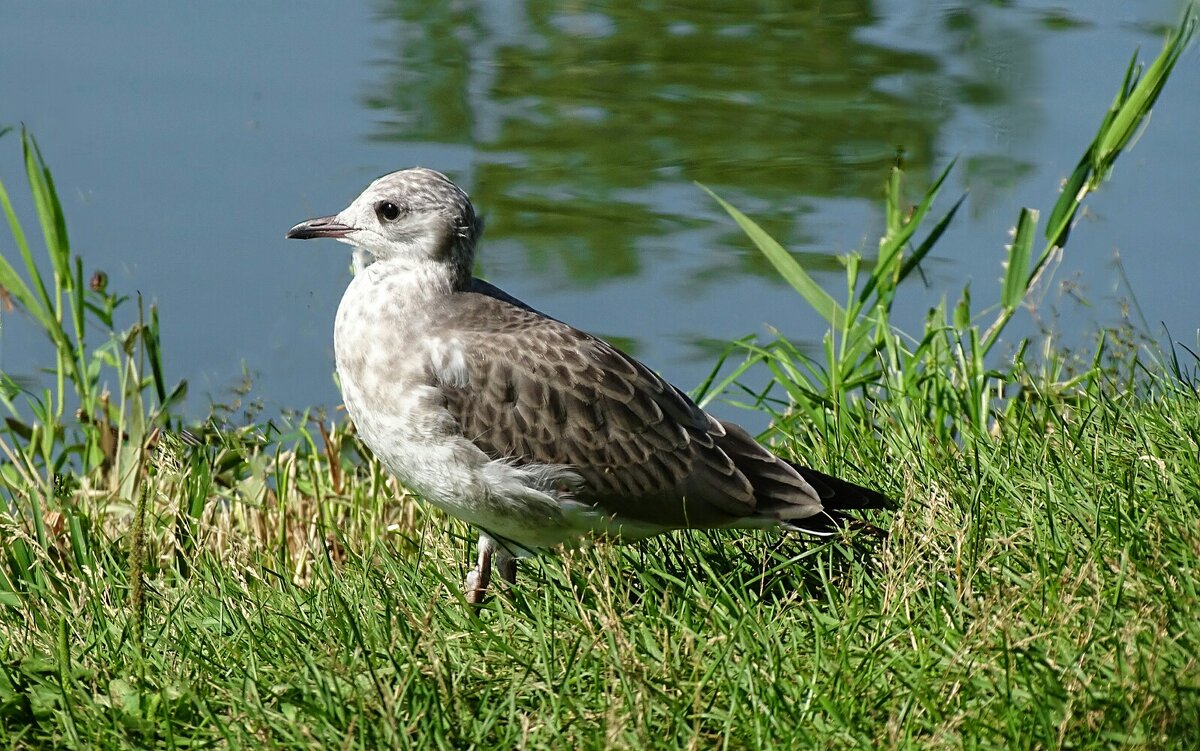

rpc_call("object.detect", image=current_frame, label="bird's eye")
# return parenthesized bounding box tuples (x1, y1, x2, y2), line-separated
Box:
(376, 201, 402, 222)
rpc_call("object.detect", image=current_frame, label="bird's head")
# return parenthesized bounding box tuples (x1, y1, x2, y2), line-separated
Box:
(286, 168, 481, 281)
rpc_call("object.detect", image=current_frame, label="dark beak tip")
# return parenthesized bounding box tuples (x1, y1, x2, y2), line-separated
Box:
(285, 216, 353, 241)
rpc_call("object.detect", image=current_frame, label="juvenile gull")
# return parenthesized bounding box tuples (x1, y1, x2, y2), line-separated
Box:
(287, 169, 891, 603)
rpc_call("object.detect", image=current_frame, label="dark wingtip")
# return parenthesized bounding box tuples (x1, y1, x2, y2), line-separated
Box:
(776, 463, 894, 537)
(790, 463, 895, 511)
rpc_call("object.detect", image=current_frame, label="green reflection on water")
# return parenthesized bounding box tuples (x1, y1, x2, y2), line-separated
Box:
(362, 1, 1029, 287)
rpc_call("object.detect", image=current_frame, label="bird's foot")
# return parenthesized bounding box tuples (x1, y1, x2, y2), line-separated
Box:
(464, 532, 517, 605)
(464, 545, 492, 605)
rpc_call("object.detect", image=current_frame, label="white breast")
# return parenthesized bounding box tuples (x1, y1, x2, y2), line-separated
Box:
(332, 263, 582, 550)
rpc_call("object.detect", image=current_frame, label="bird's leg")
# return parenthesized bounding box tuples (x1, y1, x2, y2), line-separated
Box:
(495, 546, 517, 589)
(464, 532, 517, 605)
(464, 533, 494, 605)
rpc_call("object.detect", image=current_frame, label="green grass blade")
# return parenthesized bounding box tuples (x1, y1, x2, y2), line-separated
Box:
(896, 193, 967, 289)
(692, 335, 761, 408)
(1001, 208, 1039, 311)
(23, 133, 71, 283)
(0, 247, 49, 333)
(698, 183, 845, 328)
(861, 159, 958, 306)
(0, 168, 56, 334)
(145, 303, 169, 407)
(884, 163, 902, 236)
(1096, 16, 1194, 165)
(1046, 11, 1196, 247)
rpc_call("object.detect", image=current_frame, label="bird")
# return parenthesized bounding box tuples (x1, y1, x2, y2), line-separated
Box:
(286, 168, 891, 604)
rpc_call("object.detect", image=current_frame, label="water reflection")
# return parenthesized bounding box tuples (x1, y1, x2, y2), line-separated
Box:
(364, 0, 994, 290)
(0, 0, 1189, 423)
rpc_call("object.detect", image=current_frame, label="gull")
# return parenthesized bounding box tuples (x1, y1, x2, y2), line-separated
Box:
(287, 169, 891, 604)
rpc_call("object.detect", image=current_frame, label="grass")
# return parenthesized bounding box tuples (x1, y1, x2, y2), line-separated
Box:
(1, 11, 1198, 750)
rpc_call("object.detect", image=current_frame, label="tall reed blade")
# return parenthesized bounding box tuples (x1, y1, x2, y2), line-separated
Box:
(697, 184, 846, 329)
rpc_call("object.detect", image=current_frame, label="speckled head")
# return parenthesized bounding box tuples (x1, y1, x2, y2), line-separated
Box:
(287, 168, 481, 280)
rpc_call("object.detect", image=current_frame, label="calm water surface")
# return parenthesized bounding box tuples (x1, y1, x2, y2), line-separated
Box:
(1, 1, 1196, 428)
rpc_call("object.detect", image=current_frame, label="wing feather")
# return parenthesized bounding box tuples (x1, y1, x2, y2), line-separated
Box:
(431, 289, 747, 526)
(428, 282, 844, 530)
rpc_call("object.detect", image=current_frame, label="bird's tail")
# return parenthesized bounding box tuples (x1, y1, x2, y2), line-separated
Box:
(786, 462, 894, 536)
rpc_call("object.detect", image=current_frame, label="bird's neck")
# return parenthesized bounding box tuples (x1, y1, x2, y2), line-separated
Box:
(364, 256, 470, 296)
(365, 231, 475, 291)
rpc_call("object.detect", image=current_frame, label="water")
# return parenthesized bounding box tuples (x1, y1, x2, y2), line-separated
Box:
(1, 1, 1196, 429)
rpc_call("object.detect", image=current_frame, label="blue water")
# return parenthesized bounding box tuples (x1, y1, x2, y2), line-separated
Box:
(1, 1, 1196, 431)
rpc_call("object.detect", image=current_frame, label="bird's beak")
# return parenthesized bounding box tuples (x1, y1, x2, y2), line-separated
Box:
(285, 215, 354, 240)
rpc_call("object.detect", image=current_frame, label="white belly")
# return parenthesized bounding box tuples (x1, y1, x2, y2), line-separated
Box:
(334, 269, 583, 551)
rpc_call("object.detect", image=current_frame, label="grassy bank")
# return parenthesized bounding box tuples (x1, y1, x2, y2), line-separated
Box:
(2, 14, 1198, 750)
(4, 352, 1199, 749)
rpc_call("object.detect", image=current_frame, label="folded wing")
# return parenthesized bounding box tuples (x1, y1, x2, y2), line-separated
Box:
(432, 282, 840, 530)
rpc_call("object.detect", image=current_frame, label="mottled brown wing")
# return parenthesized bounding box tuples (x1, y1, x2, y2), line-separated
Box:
(432, 285, 763, 528)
